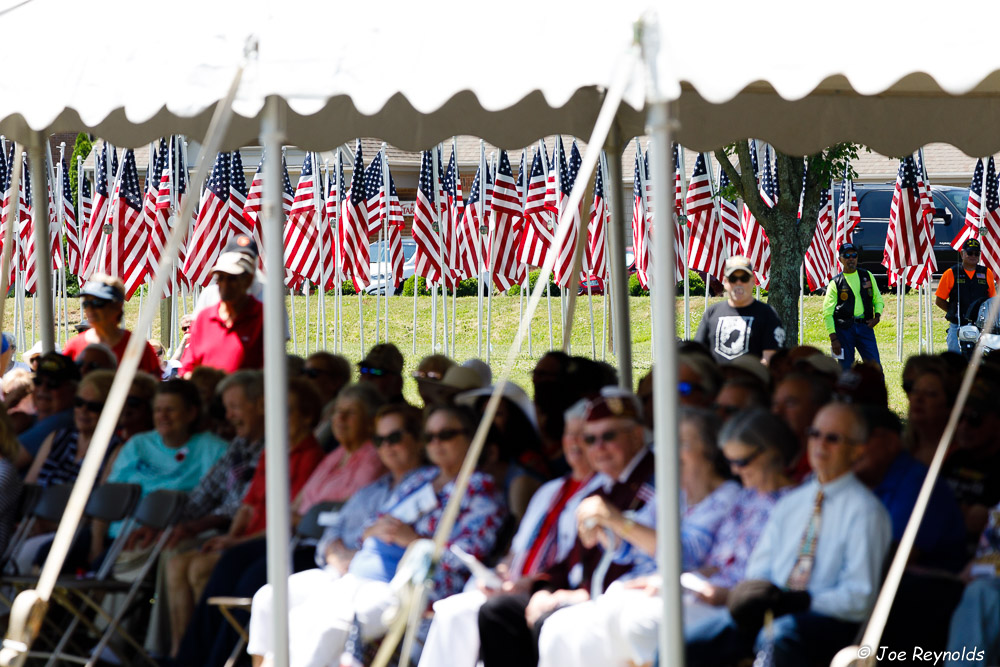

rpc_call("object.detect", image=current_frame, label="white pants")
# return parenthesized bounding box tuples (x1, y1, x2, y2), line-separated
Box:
(538, 583, 730, 667)
(248, 569, 393, 667)
(417, 589, 487, 667)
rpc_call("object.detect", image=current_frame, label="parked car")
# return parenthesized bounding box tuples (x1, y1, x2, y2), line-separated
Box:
(365, 238, 417, 295)
(833, 183, 968, 290)
(578, 276, 605, 296)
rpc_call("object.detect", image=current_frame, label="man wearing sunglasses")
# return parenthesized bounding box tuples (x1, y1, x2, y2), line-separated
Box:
(694, 256, 786, 365)
(823, 242, 884, 370)
(17, 352, 81, 462)
(357, 343, 405, 403)
(935, 238, 996, 353)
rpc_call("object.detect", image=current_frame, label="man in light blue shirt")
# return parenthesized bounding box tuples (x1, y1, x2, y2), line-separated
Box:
(689, 402, 892, 666)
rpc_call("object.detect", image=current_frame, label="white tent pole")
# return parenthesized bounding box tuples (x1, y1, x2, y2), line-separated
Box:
(30, 147, 53, 351)
(640, 18, 685, 667)
(261, 96, 292, 667)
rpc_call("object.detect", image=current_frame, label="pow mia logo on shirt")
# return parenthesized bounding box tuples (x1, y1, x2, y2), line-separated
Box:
(715, 316, 754, 360)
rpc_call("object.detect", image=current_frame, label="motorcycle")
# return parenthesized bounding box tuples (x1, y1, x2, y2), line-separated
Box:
(958, 296, 1000, 360)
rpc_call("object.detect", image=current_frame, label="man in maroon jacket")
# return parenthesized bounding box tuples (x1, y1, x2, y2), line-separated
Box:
(477, 389, 655, 667)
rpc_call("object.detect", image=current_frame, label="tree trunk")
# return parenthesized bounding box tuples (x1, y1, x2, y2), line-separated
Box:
(766, 207, 807, 345)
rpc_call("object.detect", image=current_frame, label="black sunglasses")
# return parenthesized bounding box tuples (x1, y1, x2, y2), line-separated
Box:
(807, 426, 852, 445)
(181, 325, 191, 333)
(726, 447, 764, 468)
(422, 428, 465, 443)
(35, 376, 65, 390)
(303, 367, 328, 379)
(360, 365, 390, 377)
(840, 252, 858, 259)
(960, 409, 983, 429)
(582, 429, 623, 446)
(74, 396, 104, 413)
(373, 429, 406, 447)
(81, 299, 111, 310)
(727, 272, 752, 283)
(965, 249, 982, 256)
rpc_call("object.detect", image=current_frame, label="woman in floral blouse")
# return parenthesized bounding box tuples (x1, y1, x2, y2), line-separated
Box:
(253, 404, 505, 667)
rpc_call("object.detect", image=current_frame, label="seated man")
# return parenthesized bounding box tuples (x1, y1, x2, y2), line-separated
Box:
(771, 371, 833, 482)
(688, 402, 892, 667)
(17, 352, 80, 466)
(477, 389, 655, 667)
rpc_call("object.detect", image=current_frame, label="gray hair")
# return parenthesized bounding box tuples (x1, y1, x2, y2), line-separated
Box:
(718, 407, 798, 467)
(335, 383, 386, 421)
(563, 398, 590, 424)
(79, 343, 118, 369)
(216, 370, 265, 402)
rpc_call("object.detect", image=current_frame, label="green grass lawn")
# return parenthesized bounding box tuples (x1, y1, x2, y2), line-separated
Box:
(11, 292, 943, 414)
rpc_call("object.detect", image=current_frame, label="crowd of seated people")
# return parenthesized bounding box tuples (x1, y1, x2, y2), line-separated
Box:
(3, 257, 1000, 667)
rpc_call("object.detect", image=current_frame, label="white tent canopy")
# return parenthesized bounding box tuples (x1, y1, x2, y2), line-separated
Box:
(4, 1, 1000, 155)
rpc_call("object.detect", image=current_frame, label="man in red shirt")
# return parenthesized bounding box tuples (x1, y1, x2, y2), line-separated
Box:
(180, 251, 264, 376)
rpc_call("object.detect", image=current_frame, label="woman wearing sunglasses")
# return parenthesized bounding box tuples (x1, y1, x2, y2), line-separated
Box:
(62, 274, 163, 376)
(250, 404, 505, 667)
(247, 403, 427, 665)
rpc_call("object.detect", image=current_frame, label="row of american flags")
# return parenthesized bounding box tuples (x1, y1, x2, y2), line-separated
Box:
(1, 134, 993, 304)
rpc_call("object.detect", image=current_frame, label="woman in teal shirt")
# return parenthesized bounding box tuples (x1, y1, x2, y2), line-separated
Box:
(95, 379, 227, 557)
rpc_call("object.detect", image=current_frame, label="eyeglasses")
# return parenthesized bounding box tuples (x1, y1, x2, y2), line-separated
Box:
(373, 429, 406, 447)
(727, 272, 752, 283)
(965, 249, 982, 256)
(423, 428, 465, 443)
(76, 360, 103, 373)
(807, 427, 853, 446)
(582, 429, 623, 447)
(35, 377, 65, 390)
(713, 404, 741, 418)
(81, 299, 110, 310)
(726, 447, 764, 468)
(124, 395, 147, 410)
(181, 326, 190, 333)
(412, 370, 443, 381)
(360, 365, 390, 377)
(74, 396, 104, 413)
(840, 252, 858, 259)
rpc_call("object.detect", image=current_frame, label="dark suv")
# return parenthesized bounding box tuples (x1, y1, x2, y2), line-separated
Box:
(834, 183, 968, 290)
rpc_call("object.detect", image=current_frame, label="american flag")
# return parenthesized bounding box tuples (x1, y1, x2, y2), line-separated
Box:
(952, 158, 984, 251)
(741, 140, 773, 288)
(716, 168, 742, 262)
(151, 137, 190, 296)
(980, 157, 1000, 279)
(517, 147, 552, 267)
(229, 149, 250, 242)
(440, 150, 462, 285)
(836, 178, 861, 245)
(884, 155, 931, 286)
(631, 149, 650, 288)
(457, 162, 488, 281)
(412, 149, 442, 285)
(672, 145, 687, 283)
(60, 159, 80, 277)
(804, 186, 836, 292)
(21, 163, 37, 293)
(364, 150, 403, 289)
(0, 146, 19, 286)
(140, 140, 167, 286)
(79, 169, 93, 264)
(280, 155, 295, 216)
(686, 153, 725, 281)
(183, 151, 230, 287)
(284, 152, 322, 285)
(242, 154, 265, 257)
(80, 143, 112, 280)
(323, 156, 346, 289)
(587, 159, 608, 280)
(384, 170, 405, 288)
(489, 149, 525, 291)
(550, 140, 583, 288)
(339, 141, 372, 290)
(113, 150, 147, 298)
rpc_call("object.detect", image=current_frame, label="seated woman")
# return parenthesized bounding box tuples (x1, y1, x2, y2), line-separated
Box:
(418, 399, 602, 667)
(247, 403, 427, 664)
(62, 274, 162, 376)
(164, 378, 325, 657)
(535, 408, 797, 667)
(250, 405, 506, 667)
(95, 379, 228, 561)
(14, 370, 120, 574)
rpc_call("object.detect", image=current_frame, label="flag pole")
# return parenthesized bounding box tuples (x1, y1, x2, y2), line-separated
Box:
(599, 151, 612, 361)
(554, 138, 569, 354)
(304, 280, 310, 355)
(521, 149, 531, 357)
(437, 148, 449, 356)
(313, 152, 325, 350)
(334, 149, 344, 354)
(374, 152, 383, 346)
(58, 143, 69, 345)
(679, 145, 691, 339)
(919, 148, 935, 354)
(477, 141, 486, 358)
(540, 139, 553, 350)
(486, 151, 498, 364)
(382, 145, 391, 347)
(450, 138, 459, 358)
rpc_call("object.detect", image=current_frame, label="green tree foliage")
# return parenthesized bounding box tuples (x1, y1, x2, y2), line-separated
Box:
(714, 141, 865, 344)
(68, 133, 93, 211)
